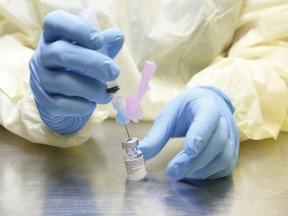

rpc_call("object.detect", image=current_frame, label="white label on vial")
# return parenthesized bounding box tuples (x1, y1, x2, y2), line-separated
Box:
(124, 155, 147, 181)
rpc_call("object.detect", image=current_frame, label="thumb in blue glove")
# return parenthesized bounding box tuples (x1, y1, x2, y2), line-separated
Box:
(138, 87, 239, 180)
(30, 10, 124, 135)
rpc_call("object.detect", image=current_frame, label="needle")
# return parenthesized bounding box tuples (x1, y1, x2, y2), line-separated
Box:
(124, 124, 131, 139)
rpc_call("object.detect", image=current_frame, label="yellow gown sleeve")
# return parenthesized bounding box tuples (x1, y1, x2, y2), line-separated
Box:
(187, 1, 288, 141)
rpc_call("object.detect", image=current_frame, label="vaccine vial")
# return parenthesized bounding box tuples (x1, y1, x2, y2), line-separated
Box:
(121, 137, 147, 181)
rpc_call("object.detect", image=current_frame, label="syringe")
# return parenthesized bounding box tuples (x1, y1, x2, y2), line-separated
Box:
(79, 1, 147, 182)
(79, 2, 131, 138)
(106, 81, 131, 138)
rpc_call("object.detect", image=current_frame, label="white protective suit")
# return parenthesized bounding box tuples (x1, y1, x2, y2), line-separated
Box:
(0, 0, 287, 147)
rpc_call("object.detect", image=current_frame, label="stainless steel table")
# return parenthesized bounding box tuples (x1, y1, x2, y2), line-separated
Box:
(0, 120, 287, 216)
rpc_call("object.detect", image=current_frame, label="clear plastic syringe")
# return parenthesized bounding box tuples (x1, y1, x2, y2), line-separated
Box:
(106, 81, 131, 136)
(79, 1, 131, 138)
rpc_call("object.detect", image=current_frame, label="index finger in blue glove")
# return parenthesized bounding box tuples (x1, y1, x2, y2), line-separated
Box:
(138, 99, 187, 160)
(43, 10, 103, 50)
(138, 92, 195, 160)
(41, 39, 119, 83)
(138, 111, 175, 161)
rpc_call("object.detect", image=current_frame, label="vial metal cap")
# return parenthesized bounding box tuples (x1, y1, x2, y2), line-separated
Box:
(121, 137, 139, 149)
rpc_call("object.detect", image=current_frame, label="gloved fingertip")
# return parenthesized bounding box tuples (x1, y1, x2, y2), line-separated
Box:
(138, 136, 162, 160)
(138, 143, 155, 161)
(102, 28, 124, 58)
(105, 29, 124, 47)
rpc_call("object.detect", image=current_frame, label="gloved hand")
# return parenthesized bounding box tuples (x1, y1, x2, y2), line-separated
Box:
(29, 10, 124, 135)
(138, 87, 240, 180)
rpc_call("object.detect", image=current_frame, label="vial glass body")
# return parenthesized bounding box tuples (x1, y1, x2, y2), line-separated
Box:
(121, 138, 147, 181)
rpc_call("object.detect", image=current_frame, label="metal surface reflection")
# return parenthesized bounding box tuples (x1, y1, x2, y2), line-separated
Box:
(0, 120, 287, 216)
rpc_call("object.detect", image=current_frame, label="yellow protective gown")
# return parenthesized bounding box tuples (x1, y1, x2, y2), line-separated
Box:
(0, 0, 287, 147)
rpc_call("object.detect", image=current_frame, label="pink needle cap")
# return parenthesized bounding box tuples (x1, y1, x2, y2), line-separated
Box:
(126, 61, 157, 122)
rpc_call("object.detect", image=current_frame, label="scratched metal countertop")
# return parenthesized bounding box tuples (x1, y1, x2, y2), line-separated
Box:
(0, 120, 287, 216)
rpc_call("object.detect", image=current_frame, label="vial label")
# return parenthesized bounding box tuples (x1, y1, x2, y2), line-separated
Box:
(124, 155, 147, 181)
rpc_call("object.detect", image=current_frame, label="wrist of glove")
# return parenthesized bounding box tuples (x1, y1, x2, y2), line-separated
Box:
(139, 86, 240, 180)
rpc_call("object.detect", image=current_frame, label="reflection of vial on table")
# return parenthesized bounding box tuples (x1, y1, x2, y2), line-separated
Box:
(121, 137, 147, 181)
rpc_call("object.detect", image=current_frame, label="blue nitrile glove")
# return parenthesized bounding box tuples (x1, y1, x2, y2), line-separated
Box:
(138, 87, 240, 180)
(29, 10, 124, 135)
